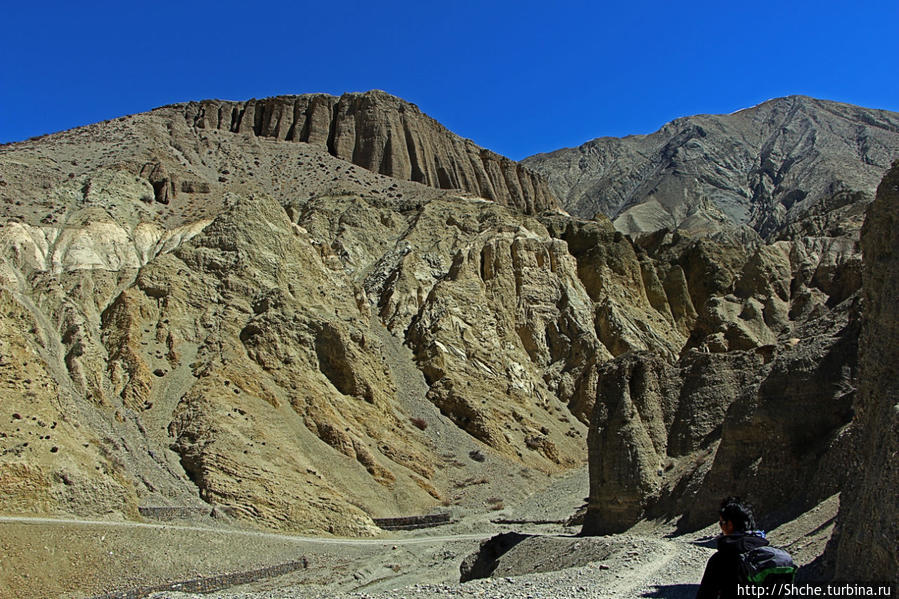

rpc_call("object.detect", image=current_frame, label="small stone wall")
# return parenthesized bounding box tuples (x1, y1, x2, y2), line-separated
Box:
(372, 513, 451, 530)
(490, 518, 565, 525)
(137, 506, 213, 520)
(90, 558, 308, 599)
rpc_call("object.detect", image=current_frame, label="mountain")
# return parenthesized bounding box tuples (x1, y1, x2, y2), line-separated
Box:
(523, 96, 899, 239)
(0, 90, 893, 584)
(0, 91, 584, 535)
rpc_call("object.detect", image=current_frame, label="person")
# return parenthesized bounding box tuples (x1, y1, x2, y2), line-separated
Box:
(696, 497, 769, 599)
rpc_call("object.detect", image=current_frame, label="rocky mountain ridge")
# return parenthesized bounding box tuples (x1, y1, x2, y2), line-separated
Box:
(0, 95, 589, 536)
(523, 95, 899, 239)
(182, 90, 557, 214)
(0, 92, 894, 583)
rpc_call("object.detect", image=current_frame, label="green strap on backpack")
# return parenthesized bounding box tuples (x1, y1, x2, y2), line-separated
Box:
(740, 546, 797, 584)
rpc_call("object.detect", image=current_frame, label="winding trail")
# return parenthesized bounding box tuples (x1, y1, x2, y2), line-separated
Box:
(0, 514, 712, 599)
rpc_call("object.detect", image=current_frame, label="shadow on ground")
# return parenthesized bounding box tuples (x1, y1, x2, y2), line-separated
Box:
(458, 532, 532, 582)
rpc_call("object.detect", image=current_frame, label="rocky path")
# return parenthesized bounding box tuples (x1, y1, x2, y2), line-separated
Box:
(173, 534, 712, 599)
(0, 515, 491, 546)
(0, 515, 714, 599)
(9, 494, 838, 599)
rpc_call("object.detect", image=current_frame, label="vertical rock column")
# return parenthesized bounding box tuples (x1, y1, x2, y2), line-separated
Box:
(182, 91, 558, 215)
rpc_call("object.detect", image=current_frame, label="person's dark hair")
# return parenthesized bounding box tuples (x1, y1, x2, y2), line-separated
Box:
(719, 496, 755, 531)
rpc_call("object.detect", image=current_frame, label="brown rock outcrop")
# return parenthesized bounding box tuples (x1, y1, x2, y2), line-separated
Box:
(830, 163, 899, 581)
(0, 89, 885, 543)
(540, 216, 688, 360)
(402, 213, 600, 462)
(0, 106, 580, 533)
(583, 294, 859, 534)
(181, 91, 556, 215)
(582, 218, 864, 534)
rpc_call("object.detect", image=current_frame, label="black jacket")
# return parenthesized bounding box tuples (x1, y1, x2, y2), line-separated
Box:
(696, 532, 769, 599)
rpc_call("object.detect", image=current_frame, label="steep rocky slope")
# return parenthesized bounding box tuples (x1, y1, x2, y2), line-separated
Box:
(185, 90, 556, 214)
(829, 162, 899, 581)
(0, 93, 581, 535)
(524, 96, 899, 239)
(0, 91, 890, 552)
(582, 235, 861, 534)
(580, 164, 896, 544)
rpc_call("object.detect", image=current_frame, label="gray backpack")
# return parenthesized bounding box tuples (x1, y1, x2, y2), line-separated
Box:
(738, 545, 797, 585)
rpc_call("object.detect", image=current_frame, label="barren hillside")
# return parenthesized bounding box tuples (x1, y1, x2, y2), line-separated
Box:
(1, 92, 894, 596)
(524, 96, 899, 239)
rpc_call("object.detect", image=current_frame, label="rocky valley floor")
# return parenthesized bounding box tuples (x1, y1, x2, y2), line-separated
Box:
(0, 468, 839, 599)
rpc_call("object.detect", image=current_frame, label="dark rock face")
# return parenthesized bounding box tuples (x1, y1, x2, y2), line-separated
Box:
(584, 301, 859, 535)
(679, 301, 859, 530)
(582, 235, 862, 535)
(830, 163, 899, 581)
(524, 96, 899, 239)
(181, 90, 557, 215)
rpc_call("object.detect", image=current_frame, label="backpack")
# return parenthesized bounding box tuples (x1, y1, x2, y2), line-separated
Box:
(738, 545, 797, 585)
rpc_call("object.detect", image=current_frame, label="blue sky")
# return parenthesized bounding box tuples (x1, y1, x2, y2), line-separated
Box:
(2, 0, 897, 159)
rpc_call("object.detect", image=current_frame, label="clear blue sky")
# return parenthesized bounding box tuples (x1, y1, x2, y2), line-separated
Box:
(2, 0, 897, 159)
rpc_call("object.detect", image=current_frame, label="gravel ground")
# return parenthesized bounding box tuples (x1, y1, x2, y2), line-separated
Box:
(1, 488, 838, 599)
(0, 516, 486, 599)
(501, 465, 589, 523)
(161, 533, 712, 599)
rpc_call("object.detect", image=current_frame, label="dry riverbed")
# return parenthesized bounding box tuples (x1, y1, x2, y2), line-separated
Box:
(0, 467, 837, 599)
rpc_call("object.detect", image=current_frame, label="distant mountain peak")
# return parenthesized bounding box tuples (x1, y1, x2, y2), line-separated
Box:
(523, 97, 899, 239)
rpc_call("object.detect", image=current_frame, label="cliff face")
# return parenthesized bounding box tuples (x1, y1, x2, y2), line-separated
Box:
(830, 163, 899, 581)
(582, 241, 861, 535)
(181, 91, 557, 215)
(524, 96, 899, 239)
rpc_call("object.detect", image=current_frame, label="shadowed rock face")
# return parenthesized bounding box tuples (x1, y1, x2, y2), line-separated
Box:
(182, 90, 557, 215)
(830, 162, 899, 581)
(582, 222, 865, 535)
(583, 299, 860, 535)
(581, 164, 899, 540)
(524, 96, 899, 239)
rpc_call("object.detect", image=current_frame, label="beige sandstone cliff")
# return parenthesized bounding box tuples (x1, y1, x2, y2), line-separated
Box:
(0, 92, 888, 547)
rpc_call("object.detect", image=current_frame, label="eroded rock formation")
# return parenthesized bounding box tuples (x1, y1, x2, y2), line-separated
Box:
(582, 224, 864, 534)
(0, 91, 890, 545)
(829, 162, 899, 581)
(0, 98, 585, 534)
(183, 91, 556, 214)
